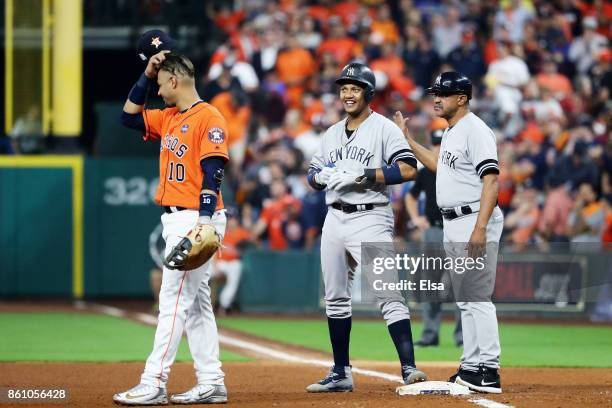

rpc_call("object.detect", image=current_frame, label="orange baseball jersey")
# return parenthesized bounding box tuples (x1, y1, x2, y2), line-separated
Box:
(142, 102, 229, 210)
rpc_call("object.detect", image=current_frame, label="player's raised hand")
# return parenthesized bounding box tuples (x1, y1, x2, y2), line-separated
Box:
(393, 111, 412, 140)
(145, 50, 171, 78)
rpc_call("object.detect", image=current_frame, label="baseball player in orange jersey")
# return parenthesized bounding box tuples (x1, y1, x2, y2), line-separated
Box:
(114, 50, 229, 405)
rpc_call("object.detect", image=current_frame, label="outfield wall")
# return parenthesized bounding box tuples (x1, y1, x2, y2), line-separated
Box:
(1, 156, 609, 318)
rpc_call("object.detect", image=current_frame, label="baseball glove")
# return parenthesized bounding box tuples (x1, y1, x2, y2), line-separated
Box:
(164, 224, 221, 271)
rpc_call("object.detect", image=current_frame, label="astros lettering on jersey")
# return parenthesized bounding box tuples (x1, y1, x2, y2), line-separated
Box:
(143, 102, 229, 209)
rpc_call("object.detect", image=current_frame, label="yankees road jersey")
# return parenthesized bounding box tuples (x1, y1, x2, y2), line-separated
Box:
(436, 112, 499, 209)
(143, 102, 229, 210)
(310, 111, 416, 205)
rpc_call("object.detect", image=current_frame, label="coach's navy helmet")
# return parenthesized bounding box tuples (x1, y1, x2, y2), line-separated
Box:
(137, 29, 176, 61)
(336, 61, 376, 102)
(426, 71, 472, 100)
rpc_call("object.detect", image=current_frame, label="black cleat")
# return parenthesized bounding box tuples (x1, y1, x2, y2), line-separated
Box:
(454, 365, 502, 394)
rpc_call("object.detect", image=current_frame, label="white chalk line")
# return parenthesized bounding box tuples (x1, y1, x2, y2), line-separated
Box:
(81, 301, 512, 408)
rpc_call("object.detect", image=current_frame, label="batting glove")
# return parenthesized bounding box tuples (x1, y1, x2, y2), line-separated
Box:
(327, 169, 364, 191)
(314, 166, 337, 186)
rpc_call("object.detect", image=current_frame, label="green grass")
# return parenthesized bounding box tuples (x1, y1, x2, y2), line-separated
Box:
(0, 313, 250, 362)
(218, 317, 612, 368)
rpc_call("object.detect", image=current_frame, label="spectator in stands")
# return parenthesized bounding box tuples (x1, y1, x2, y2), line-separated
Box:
(504, 187, 541, 248)
(446, 26, 487, 86)
(276, 35, 317, 108)
(212, 208, 253, 315)
(536, 57, 574, 101)
(538, 181, 574, 242)
(588, 49, 612, 115)
(317, 16, 358, 66)
(252, 27, 282, 80)
(297, 14, 323, 51)
(210, 88, 251, 168)
(569, 17, 609, 75)
(402, 27, 441, 90)
(485, 41, 530, 138)
(602, 193, 612, 243)
(208, 47, 259, 93)
(252, 179, 301, 250)
(371, 42, 406, 84)
(548, 140, 600, 191)
(200, 60, 244, 103)
(567, 182, 606, 243)
(493, 0, 534, 43)
(431, 5, 463, 58)
(370, 3, 400, 45)
(9, 105, 45, 154)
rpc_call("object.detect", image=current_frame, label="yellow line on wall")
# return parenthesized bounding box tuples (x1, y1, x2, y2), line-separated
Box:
(0, 155, 84, 298)
(4, 0, 14, 134)
(42, 0, 51, 135)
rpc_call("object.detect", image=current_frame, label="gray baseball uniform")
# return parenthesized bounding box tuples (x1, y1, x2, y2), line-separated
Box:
(437, 112, 504, 370)
(309, 111, 416, 323)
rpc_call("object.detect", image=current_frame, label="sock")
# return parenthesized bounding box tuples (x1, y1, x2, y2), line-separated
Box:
(327, 316, 351, 372)
(388, 319, 416, 367)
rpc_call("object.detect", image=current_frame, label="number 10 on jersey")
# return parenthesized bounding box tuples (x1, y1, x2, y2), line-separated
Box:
(168, 161, 185, 182)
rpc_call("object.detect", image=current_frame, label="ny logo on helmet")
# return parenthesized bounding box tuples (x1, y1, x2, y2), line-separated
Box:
(347, 67, 355, 76)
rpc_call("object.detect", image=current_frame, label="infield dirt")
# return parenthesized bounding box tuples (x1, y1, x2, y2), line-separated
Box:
(1, 362, 611, 407)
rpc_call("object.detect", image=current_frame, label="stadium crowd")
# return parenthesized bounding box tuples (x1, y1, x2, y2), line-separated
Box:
(5, 0, 612, 250)
(199, 0, 611, 250)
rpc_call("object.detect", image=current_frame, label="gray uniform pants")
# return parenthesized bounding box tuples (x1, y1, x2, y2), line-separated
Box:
(443, 207, 504, 370)
(321, 205, 411, 325)
(419, 226, 462, 344)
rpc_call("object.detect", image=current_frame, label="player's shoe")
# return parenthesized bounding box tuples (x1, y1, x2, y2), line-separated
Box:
(306, 365, 353, 392)
(448, 366, 474, 383)
(401, 365, 428, 385)
(454, 365, 502, 394)
(113, 383, 168, 405)
(170, 384, 228, 404)
(415, 336, 439, 347)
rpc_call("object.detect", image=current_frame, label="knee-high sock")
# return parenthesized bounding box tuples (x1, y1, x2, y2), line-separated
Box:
(328, 316, 351, 370)
(388, 319, 416, 367)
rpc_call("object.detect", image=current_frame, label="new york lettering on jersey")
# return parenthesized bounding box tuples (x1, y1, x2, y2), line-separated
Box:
(327, 145, 375, 166)
(142, 102, 229, 209)
(310, 111, 416, 205)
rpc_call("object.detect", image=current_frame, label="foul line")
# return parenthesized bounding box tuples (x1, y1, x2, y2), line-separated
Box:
(81, 301, 512, 408)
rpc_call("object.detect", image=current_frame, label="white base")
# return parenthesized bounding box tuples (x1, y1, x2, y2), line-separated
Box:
(396, 381, 472, 396)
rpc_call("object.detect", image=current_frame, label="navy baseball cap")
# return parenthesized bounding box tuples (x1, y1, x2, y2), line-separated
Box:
(137, 29, 176, 61)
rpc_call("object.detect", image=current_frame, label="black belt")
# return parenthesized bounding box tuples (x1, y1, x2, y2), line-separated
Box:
(331, 202, 378, 214)
(439, 205, 477, 220)
(164, 206, 188, 214)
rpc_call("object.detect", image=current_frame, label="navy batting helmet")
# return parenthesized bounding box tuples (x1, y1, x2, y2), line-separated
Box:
(137, 29, 176, 62)
(426, 71, 472, 100)
(335, 61, 376, 102)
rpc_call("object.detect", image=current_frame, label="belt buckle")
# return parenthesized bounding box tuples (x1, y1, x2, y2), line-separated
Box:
(460, 205, 472, 215)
